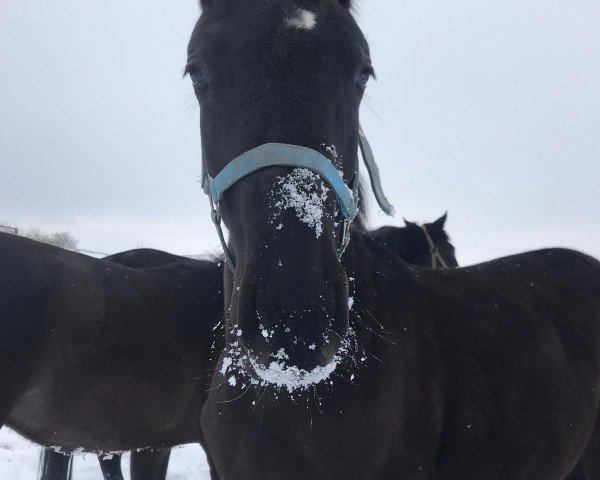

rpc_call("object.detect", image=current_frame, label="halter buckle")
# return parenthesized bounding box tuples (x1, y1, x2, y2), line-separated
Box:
(210, 206, 221, 225)
(208, 195, 236, 272)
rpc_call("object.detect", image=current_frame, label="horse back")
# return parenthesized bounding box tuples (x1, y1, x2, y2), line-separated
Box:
(429, 248, 600, 479)
(0, 234, 221, 450)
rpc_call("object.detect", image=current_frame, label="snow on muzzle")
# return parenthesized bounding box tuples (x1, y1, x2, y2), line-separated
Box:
(225, 167, 351, 391)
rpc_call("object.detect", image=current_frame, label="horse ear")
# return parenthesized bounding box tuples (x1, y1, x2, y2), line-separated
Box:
(337, 0, 353, 9)
(403, 218, 416, 226)
(432, 212, 448, 229)
(200, 0, 214, 9)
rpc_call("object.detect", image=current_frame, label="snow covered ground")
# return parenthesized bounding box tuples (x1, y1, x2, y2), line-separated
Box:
(0, 427, 210, 480)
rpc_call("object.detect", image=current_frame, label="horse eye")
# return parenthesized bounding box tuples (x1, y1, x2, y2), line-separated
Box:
(188, 67, 209, 90)
(356, 67, 374, 90)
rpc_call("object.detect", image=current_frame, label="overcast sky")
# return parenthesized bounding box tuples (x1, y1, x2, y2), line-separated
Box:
(1, 0, 598, 265)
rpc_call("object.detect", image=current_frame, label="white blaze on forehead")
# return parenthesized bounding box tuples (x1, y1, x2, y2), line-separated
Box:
(286, 9, 317, 30)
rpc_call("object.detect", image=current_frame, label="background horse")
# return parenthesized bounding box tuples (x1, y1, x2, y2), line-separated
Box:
(0, 234, 222, 480)
(36, 214, 458, 480)
(370, 213, 458, 269)
(38, 248, 223, 480)
(186, 1, 600, 478)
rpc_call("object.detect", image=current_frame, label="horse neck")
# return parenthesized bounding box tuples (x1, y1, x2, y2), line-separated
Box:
(345, 230, 415, 315)
(337, 231, 424, 380)
(151, 260, 224, 331)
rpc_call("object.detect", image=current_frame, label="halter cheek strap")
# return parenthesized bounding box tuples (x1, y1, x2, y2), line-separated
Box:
(202, 128, 394, 273)
(419, 224, 449, 269)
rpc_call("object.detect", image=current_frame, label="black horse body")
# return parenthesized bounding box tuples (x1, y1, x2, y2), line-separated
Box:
(0, 234, 222, 476)
(184, 0, 600, 478)
(202, 233, 600, 479)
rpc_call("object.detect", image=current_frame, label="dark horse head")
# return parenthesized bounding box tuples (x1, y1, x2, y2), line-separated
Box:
(370, 213, 459, 268)
(187, 0, 371, 389)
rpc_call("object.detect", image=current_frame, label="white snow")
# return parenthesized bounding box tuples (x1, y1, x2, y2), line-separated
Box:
(220, 356, 232, 374)
(321, 143, 345, 172)
(228, 326, 357, 393)
(249, 357, 338, 393)
(271, 168, 330, 238)
(0, 427, 210, 479)
(285, 9, 317, 30)
(273, 348, 289, 360)
(324, 144, 338, 159)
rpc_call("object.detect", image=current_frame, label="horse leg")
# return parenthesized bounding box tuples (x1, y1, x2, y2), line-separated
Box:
(98, 453, 124, 480)
(39, 448, 73, 480)
(204, 444, 222, 480)
(130, 449, 171, 480)
(207, 455, 222, 480)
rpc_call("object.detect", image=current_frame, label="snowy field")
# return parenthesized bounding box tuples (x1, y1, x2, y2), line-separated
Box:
(0, 428, 210, 480)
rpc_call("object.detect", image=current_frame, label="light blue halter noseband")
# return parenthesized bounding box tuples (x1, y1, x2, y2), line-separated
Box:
(202, 127, 394, 273)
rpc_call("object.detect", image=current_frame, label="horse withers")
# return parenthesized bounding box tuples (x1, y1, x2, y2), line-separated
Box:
(187, 1, 600, 479)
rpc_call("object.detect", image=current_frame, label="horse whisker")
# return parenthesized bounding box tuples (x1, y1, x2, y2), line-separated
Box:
(312, 385, 324, 415)
(217, 383, 253, 403)
(354, 298, 393, 335)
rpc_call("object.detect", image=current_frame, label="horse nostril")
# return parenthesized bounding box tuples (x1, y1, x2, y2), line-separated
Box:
(245, 285, 347, 369)
(231, 258, 350, 375)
